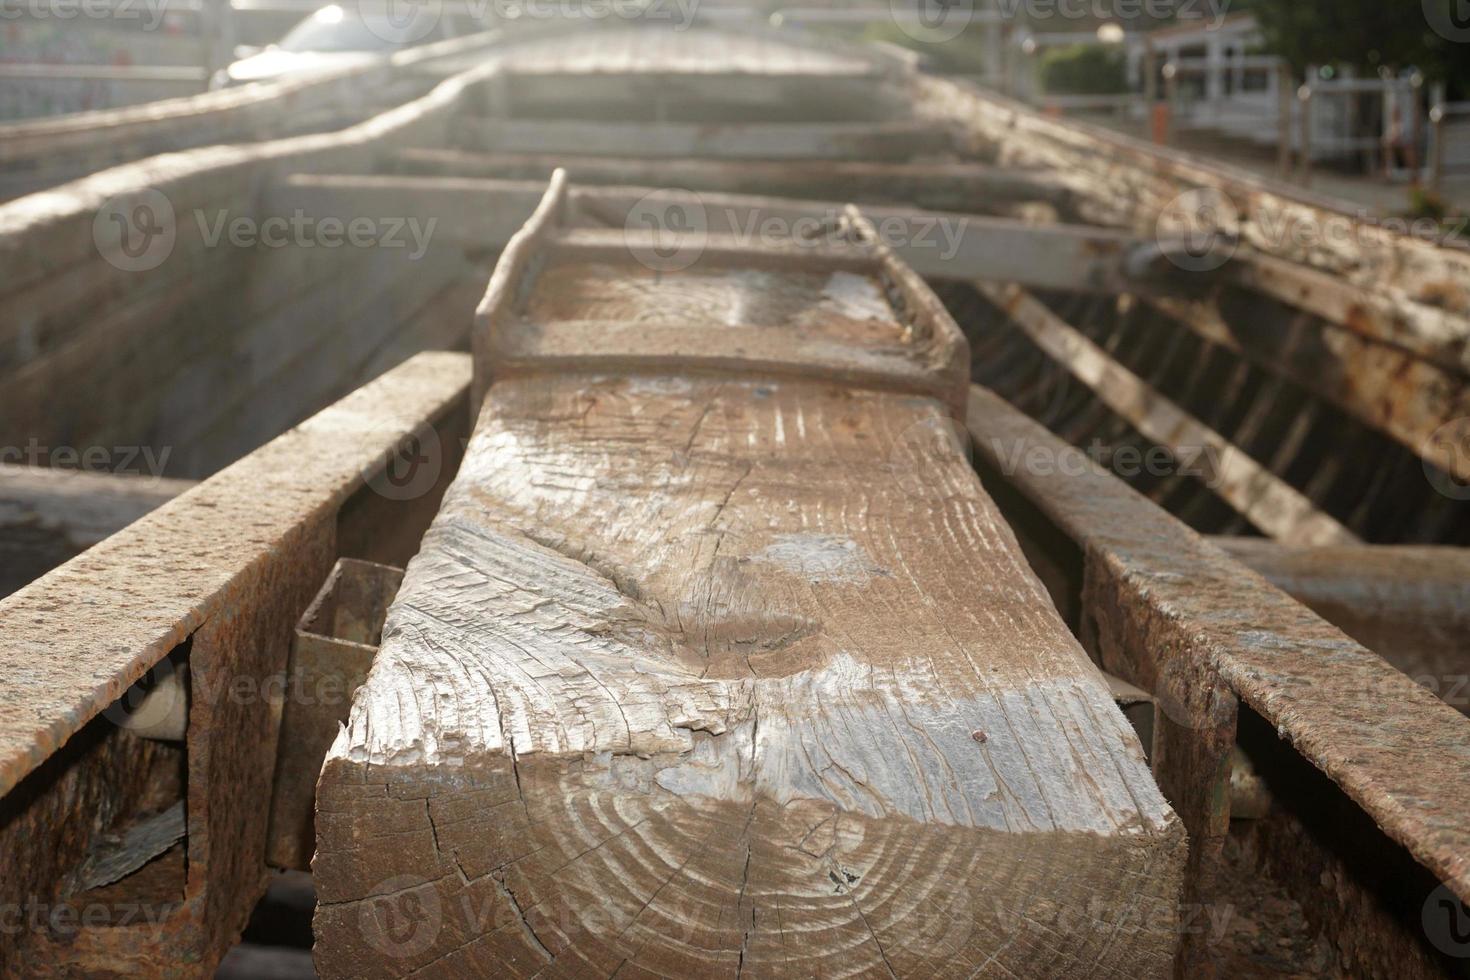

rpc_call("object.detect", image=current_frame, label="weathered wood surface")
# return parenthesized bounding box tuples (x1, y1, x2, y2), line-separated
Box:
(0, 352, 470, 976)
(458, 117, 958, 161)
(273, 173, 1158, 292)
(390, 149, 1080, 215)
(976, 281, 1359, 547)
(0, 30, 512, 196)
(1213, 537, 1470, 713)
(314, 189, 1182, 977)
(965, 383, 1470, 941)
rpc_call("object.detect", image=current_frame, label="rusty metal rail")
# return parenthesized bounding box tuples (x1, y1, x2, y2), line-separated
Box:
(0, 352, 470, 976)
(965, 382, 1470, 974)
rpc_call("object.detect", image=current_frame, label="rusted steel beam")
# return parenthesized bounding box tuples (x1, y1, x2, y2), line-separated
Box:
(0, 352, 470, 976)
(0, 465, 196, 598)
(976, 280, 1359, 547)
(267, 558, 404, 872)
(966, 383, 1470, 972)
(1213, 538, 1470, 714)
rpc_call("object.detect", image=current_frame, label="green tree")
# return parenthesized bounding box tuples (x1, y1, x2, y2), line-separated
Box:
(1239, 0, 1470, 93)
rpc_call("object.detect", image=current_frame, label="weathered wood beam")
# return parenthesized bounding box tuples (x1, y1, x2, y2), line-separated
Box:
(1228, 250, 1470, 378)
(267, 174, 1167, 294)
(1211, 537, 1470, 714)
(389, 148, 1078, 214)
(1136, 287, 1470, 484)
(976, 280, 1359, 547)
(0, 352, 470, 975)
(0, 31, 506, 197)
(455, 117, 959, 160)
(965, 382, 1470, 974)
(0, 465, 196, 598)
(313, 178, 1183, 977)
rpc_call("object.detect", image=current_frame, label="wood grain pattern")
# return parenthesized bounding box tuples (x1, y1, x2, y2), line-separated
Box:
(315, 188, 1183, 977)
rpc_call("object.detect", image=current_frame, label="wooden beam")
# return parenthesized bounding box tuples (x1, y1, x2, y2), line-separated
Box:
(1211, 537, 1470, 714)
(0, 353, 470, 976)
(1228, 250, 1470, 378)
(1137, 287, 1470, 485)
(268, 174, 1161, 294)
(965, 382, 1470, 973)
(455, 117, 958, 161)
(389, 148, 1079, 214)
(313, 179, 1183, 977)
(0, 465, 196, 598)
(976, 280, 1359, 547)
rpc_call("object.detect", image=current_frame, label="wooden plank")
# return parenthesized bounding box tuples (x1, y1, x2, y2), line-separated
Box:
(270, 173, 1156, 293)
(456, 117, 958, 161)
(1138, 287, 1470, 485)
(1212, 538, 1470, 714)
(389, 149, 1077, 214)
(977, 281, 1359, 547)
(965, 383, 1470, 964)
(0, 353, 471, 975)
(313, 182, 1183, 977)
(0, 30, 510, 192)
(472, 176, 970, 415)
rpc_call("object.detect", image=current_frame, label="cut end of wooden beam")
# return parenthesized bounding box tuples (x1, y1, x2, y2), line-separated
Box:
(313, 377, 1185, 978)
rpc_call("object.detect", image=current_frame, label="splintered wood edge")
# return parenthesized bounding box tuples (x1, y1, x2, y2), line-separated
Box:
(471, 168, 569, 405)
